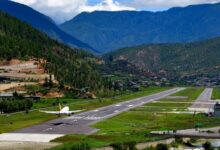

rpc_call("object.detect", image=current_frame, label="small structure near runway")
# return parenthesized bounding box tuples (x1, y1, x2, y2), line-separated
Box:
(0, 93, 13, 100)
(151, 127, 220, 139)
(214, 103, 220, 117)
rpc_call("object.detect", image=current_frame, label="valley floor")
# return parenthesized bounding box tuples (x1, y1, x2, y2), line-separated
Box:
(1, 87, 220, 150)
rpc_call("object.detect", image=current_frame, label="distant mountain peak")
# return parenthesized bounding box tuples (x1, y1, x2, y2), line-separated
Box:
(60, 2, 220, 54)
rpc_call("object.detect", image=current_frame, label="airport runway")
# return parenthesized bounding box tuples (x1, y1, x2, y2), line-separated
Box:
(0, 87, 184, 142)
(188, 88, 214, 112)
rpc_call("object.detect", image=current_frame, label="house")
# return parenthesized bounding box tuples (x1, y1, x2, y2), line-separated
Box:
(0, 93, 14, 100)
(25, 96, 41, 102)
(0, 93, 40, 102)
(214, 103, 220, 117)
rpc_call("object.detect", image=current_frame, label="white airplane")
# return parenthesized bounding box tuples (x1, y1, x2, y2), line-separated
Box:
(40, 104, 83, 116)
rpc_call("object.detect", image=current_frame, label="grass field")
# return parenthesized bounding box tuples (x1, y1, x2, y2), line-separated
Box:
(212, 88, 220, 100)
(0, 86, 167, 133)
(52, 87, 220, 149)
(0, 111, 57, 133)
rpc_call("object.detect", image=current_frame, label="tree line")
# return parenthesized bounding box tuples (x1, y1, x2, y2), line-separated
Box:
(0, 99, 33, 113)
(0, 11, 107, 92)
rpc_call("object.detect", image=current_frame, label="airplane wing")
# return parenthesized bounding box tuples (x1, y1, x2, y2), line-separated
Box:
(69, 110, 84, 114)
(39, 110, 60, 114)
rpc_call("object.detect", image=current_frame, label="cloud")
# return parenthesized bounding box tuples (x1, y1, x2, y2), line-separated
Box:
(124, 0, 220, 10)
(11, 0, 220, 23)
(80, 0, 135, 12)
(11, 0, 135, 24)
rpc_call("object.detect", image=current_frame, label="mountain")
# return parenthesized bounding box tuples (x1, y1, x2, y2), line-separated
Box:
(0, 0, 98, 53)
(0, 10, 104, 90)
(60, 2, 220, 53)
(105, 37, 220, 76)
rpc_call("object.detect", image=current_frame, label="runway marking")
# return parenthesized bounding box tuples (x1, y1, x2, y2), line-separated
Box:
(43, 128, 53, 132)
(84, 116, 101, 120)
(114, 110, 120, 113)
(94, 109, 99, 112)
(69, 116, 83, 119)
(2, 87, 185, 142)
(115, 104, 121, 107)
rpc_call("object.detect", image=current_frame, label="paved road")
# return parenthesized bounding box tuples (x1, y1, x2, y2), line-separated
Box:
(151, 127, 220, 139)
(0, 88, 184, 142)
(188, 88, 214, 112)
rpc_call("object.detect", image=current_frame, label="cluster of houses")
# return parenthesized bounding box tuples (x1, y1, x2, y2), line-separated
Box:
(179, 76, 220, 86)
(0, 93, 40, 102)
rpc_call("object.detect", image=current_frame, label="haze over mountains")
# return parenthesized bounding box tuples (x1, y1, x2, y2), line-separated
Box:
(0, 0, 96, 53)
(60, 2, 220, 53)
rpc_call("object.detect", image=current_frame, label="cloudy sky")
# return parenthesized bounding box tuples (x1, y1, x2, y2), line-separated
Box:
(11, 0, 220, 24)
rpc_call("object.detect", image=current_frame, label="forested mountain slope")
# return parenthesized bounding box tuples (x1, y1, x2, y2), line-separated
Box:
(106, 37, 220, 76)
(0, 11, 103, 90)
(60, 2, 220, 53)
(0, 0, 97, 53)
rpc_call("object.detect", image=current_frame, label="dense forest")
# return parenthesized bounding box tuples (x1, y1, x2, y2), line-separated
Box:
(0, 99, 33, 113)
(107, 37, 220, 76)
(0, 11, 105, 91)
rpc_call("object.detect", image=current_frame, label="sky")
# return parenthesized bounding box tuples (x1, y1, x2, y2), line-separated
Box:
(11, 0, 220, 24)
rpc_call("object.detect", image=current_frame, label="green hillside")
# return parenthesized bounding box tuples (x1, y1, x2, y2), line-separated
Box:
(0, 11, 103, 90)
(106, 37, 220, 76)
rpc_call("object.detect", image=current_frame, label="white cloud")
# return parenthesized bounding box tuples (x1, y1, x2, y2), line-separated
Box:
(10, 0, 220, 24)
(11, 0, 135, 24)
(80, 0, 135, 12)
(124, 0, 220, 10)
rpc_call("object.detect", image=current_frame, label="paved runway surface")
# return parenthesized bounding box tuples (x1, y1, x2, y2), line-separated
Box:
(0, 88, 184, 142)
(189, 88, 214, 112)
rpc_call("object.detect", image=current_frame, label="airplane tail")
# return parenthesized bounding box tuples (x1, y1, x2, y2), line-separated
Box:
(59, 103, 62, 111)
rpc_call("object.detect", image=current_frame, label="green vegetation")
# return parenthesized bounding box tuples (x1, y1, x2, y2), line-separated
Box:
(49, 142, 91, 150)
(0, 92, 33, 113)
(52, 87, 220, 149)
(106, 37, 220, 76)
(147, 87, 205, 108)
(212, 88, 220, 100)
(0, 87, 167, 133)
(52, 134, 168, 148)
(52, 87, 219, 149)
(0, 110, 57, 133)
(0, 99, 33, 113)
(0, 11, 103, 91)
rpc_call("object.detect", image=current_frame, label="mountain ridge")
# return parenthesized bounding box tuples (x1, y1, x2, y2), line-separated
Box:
(0, 0, 99, 53)
(105, 36, 220, 76)
(60, 2, 220, 53)
(0, 10, 104, 90)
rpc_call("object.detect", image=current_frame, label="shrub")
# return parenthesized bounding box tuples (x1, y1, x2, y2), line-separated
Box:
(175, 137, 183, 144)
(124, 141, 137, 150)
(48, 142, 91, 150)
(110, 143, 124, 150)
(203, 142, 213, 150)
(156, 144, 168, 150)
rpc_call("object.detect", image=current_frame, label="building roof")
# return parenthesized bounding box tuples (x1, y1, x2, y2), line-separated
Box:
(0, 93, 13, 97)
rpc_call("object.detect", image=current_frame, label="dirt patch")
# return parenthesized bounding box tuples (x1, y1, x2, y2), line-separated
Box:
(36, 91, 64, 98)
(0, 82, 37, 92)
(0, 58, 56, 83)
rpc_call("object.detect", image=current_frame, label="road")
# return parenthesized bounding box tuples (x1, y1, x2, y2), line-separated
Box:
(188, 88, 214, 112)
(151, 127, 220, 139)
(0, 87, 184, 142)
